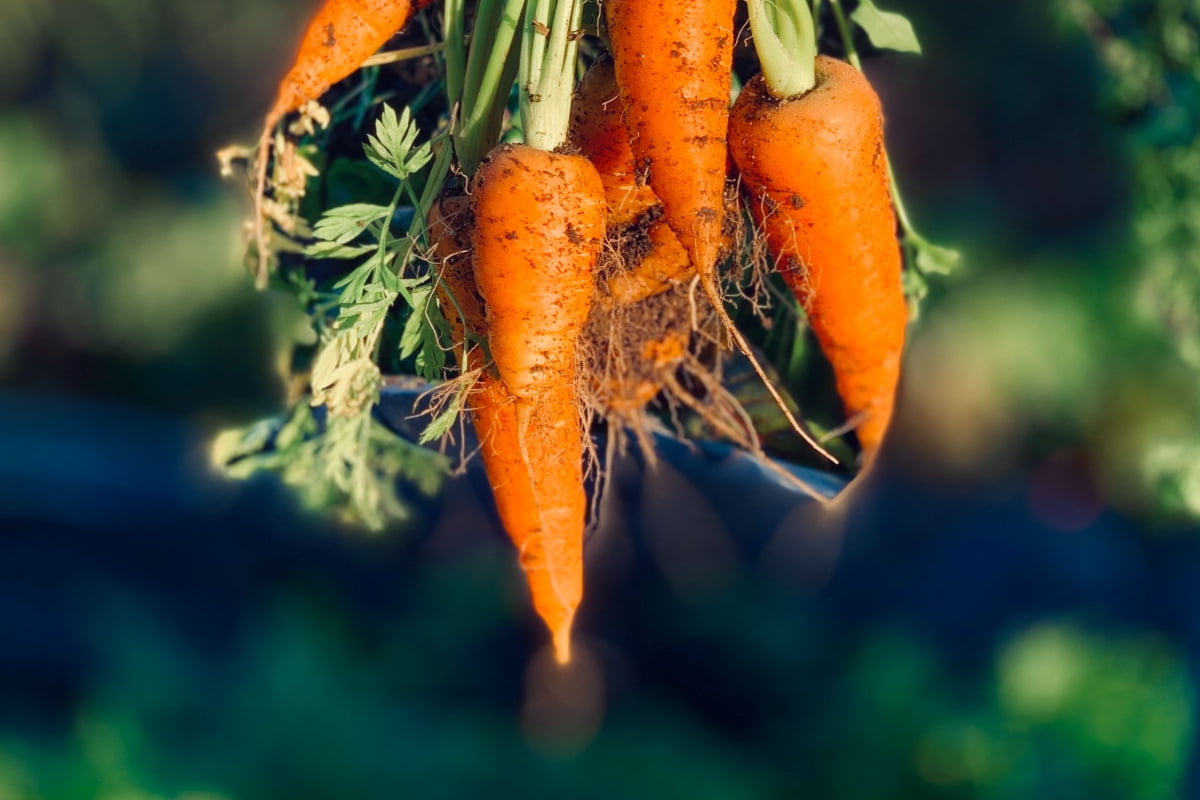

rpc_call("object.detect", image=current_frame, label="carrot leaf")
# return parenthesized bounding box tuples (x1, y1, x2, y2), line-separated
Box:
(365, 105, 433, 180)
(214, 404, 447, 532)
(310, 203, 392, 244)
(850, 1, 922, 55)
(913, 238, 962, 276)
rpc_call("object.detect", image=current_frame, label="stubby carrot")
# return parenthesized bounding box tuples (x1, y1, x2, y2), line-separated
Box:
(253, 0, 432, 283)
(729, 56, 907, 456)
(569, 58, 659, 227)
(604, 0, 733, 283)
(469, 143, 606, 663)
(569, 59, 693, 305)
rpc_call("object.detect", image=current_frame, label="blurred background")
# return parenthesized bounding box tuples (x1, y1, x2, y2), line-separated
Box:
(2, 0, 1200, 797)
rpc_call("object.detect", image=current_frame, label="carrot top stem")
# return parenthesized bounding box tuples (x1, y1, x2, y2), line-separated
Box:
(827, 0, 861, 69)
(746, 0, 817, 98)
(453, 0, 526, 174)
(520, 0, 584, 151)
(442, 0, 467, 103)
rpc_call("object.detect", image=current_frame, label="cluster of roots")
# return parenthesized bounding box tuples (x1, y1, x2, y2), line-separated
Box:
(575, 186, 772, 463)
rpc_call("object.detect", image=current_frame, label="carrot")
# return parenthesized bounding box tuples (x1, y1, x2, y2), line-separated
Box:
(604, 0, 733, 285)
(569, 58, 693, 305)
(605, 0, 836, 464)
(428, 182, 601, 665)
(604, 217, 693, 306)
(468, 144, 605, 664)
(728, 55, 907, 457)
(569, 58, 659, 228)
(253, 0, 433, 284)
(428, 194, 484, 351)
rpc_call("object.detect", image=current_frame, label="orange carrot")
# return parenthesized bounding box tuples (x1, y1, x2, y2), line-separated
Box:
(606, 0, 835, 463)
(428, 194, 484, 350)
(429, 190, 586, 665)
(253, 0, 432, 283)
(604, 219, 694, 306)
(569, 58, 659, 227)
(468, 144, 605, 663)
(429, 196, 576, 663)
(569, 59, 693, 305)
(728, 56, 907, 457)
(604, 0, 733, 282)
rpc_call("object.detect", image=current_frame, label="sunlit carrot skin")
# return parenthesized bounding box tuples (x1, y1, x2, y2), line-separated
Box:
(467, 145, 606, 664)
(605, 0, 736, 283)
(429, 192, 582, 665)
(728, 57, 907, 456)
(471, 145, 605, 404)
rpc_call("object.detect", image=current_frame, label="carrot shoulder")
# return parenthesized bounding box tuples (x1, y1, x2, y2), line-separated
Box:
(729, 57, 907, 456)
(469, 144, 606, 663)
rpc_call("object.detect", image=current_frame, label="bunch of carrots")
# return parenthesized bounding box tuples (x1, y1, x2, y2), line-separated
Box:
(241, 0, 923, 663)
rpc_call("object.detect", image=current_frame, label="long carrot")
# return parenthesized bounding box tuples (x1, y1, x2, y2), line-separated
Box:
(429, 192, 587, 663)
(469, 144, 605, 664)
(729, 52, 906, 457)
(605, 0, 835, 464)
(253, 0, 433, 285)
(604, 0, 731, 284)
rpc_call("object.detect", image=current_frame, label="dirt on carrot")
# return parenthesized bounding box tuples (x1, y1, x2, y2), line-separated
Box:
(729, 56, 907, 458)
(605, 0, 836, 466)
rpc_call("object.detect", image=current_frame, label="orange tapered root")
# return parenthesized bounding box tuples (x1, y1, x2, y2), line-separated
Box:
(467, 144, 606, 662)
(729, 58, 907, 456)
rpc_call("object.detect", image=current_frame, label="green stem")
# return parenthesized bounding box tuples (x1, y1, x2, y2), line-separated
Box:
(462, 0, 502, 102)
(376, 183, 405, 288)
(442, 0, 466, 104)
(827, 0, 862, 69)
(747, 0, 817, 98)
(454, 0, 526, 174)
(520, 0, 584, 150)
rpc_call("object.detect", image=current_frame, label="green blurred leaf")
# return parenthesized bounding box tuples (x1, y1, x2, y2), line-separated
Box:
(851, 1, 922, 55)
(914, 239, 962, 276)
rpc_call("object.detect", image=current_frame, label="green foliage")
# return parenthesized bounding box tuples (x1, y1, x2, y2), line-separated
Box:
(216, 103, 453, 530)
(363, 105, 433, 181)
(850, 0, 923, 54)
(1055, 0, 1200, 519)
(1, 600, 1190, 799)
(214, 403, 446, 531)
